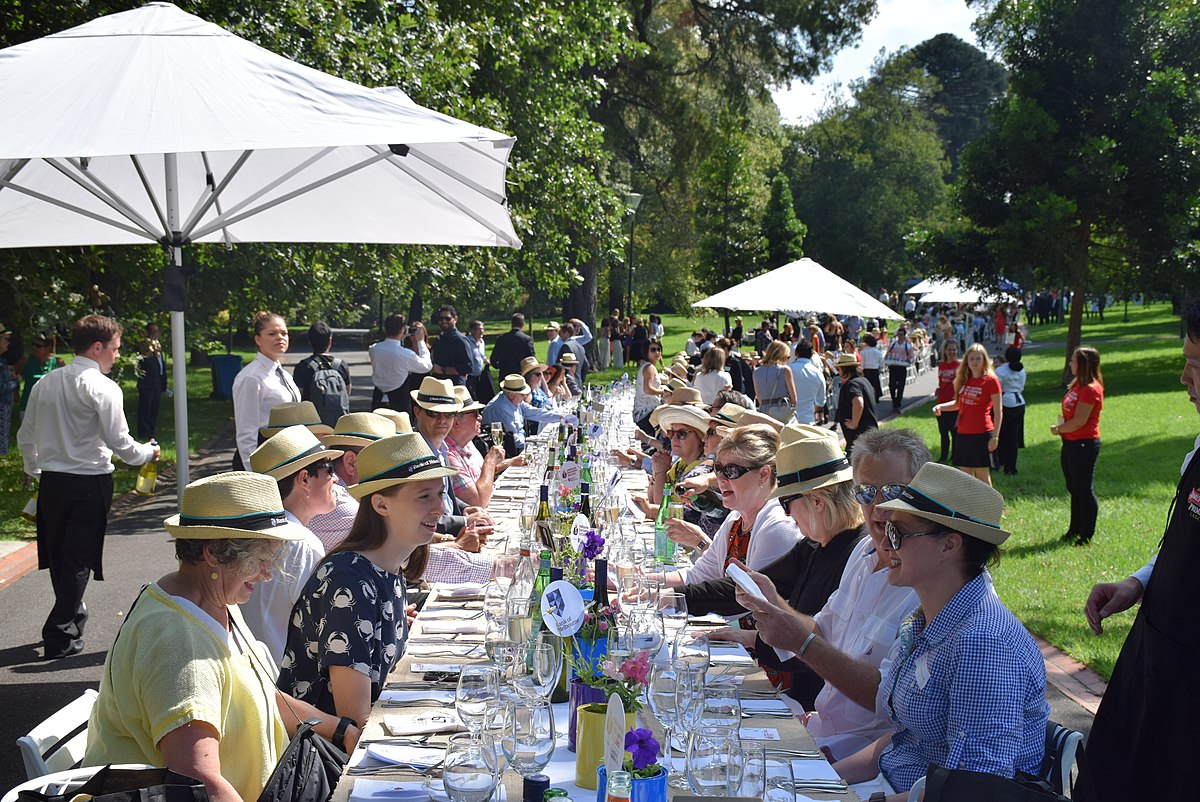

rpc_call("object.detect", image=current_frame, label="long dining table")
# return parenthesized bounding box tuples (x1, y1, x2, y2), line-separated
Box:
(332, 426, 864, 802)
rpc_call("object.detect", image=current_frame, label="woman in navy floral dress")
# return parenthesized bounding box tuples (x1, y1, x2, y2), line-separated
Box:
(277, 432, 458, 729)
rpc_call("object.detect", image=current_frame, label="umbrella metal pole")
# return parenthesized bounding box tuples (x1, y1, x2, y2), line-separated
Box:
(165, 153, 189, 507)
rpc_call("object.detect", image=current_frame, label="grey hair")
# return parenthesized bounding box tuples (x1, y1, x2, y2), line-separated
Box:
(175, 537, 282, 576)
(848, 427, 931, 478)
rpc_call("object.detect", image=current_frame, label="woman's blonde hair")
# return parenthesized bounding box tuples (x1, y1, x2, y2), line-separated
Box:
(701, 346, 725, 374)
(762, 340, 790, 366)
(715, 424, 780, 479)
(954, 342, 994, 394)
(804, 480, 864, 535)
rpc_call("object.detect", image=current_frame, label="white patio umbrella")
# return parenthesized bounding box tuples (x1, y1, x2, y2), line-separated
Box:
(0, 2, 520, 500)
(692, 258, 903, 320)
(920, 284, 1015, 304)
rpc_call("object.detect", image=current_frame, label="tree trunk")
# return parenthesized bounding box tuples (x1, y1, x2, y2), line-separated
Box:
(1061, 219, 1091, 386)
(564, 246, 599, 369)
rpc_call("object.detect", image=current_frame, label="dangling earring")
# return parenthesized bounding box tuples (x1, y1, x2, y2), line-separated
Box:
(211, 571, 219, 580)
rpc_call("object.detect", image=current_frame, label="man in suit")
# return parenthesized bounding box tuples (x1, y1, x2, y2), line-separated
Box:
(136, 322, 167, 440)
(490, 312, 536, 380)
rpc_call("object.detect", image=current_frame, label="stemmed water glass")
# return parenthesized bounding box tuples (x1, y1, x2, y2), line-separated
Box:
(647, 663, 682, 785)
(500, 698, 556, 778)
(660, 591, 688, 640)
(456, 666, 500, 739)
(669, 668, 707, 789)
(701, 694, 742, 729)
(443, 733, 499, 802)
(738, 745, 795, 802)
(625, 608, 666, 659)
(513, 639, 560, 700)
(685, 724, 742, 796)
(672, 630, 710, 674)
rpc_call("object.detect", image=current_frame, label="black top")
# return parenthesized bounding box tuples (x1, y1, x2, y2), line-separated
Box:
(490, 328, 536, 380)
(754, 525, 868, 708)
(559, 338, 589, 382)
(432, 327, 472, 382)
(837, 376, 878, 433)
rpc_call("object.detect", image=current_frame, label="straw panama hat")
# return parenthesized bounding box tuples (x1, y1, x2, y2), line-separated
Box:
(410, 376, 464, 413)
(350, 432, 459, 499)
(544, 321, 560, 331)
(251, 425, 343, 480)
(558, 351, 579, 366)
(736, 410, 784, 432)
(499, 373, 532, 395)
(654, 404, 711, 435)
(780, 423, 836, 446)
(372, 408, 413, 433)
(164, 472, 308, 541)
(259, 401, 334, 439)
(878, 462, 1011, 545)
(519, 356, 547, 376)
(835, 353, 860, 368)
(769, 429, 853, 499)
(649, 388, 708, 427)
(453, 384, 486, 412)
(322, 412, 396, 448)
(709, 404, 749, 427)
(666, 377, 688, 393)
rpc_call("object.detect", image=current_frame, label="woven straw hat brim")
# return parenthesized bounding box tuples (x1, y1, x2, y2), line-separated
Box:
(709, 404, 749, 426)
(499, 375, 532, 395)
(520, 357, 548, 375)
(768, 438, 852, 499)
(410, 377, 464, 412)
(260, 447, 343, 480)
(780, 423, 838, 446)
(409, 394, 463, 413)
(736, 411, 784, 432)
(371, 409, 413, 433)
(654, 405, 710, 434)
(877, 462, 1010, 545)
(162, 471, 308, 541)
(322, 433, 386, 447)
(260, 422, 333, 439)
(768, 463, 853, 498)
(350, 464, 458, 499)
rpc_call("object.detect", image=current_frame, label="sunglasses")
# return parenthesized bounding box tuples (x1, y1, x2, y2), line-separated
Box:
(853, 483, 906, 505)
(422, 409, 459, 419)
(778, 493, 804, 510)
(530, 371, 545, 377)
(713, 462, 759, 480)
(668, 429, 696, 441)
(305, 461, 335, 477)
(649, 347, 662, 353)
(884, 520, 945, 550)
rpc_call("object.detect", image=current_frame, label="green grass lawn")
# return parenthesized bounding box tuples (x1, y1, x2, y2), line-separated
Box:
(889, 303, 1192, 679)
(0, 351, 253, 539)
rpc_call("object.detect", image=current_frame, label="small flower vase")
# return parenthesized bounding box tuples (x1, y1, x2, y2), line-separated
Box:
(568, 678, 608, 751)
(574, 703, 636, 790)
(596, 766, 668, 802)
(570, 637, 608, 680)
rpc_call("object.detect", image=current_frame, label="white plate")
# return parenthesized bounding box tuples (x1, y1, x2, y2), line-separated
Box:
(364, 743, 445, 768)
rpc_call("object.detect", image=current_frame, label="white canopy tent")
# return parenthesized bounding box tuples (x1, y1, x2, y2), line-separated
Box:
(905, 278, 955, 296)
(0, 2, 520, 499)
(920, 283, 1015, 305)
(692, 258, 903, 320)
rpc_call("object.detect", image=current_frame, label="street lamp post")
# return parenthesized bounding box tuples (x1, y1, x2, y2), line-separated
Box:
(624, 192, 642, 317)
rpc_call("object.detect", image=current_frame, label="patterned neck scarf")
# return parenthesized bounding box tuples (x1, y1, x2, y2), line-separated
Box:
(725, 517, 751, 570)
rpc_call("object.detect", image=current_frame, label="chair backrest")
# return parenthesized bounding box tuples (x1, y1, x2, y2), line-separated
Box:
(15, 688, 99, 780)
(1041, 720, 1085, 794)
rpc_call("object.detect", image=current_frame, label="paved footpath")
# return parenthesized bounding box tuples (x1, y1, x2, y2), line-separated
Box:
(0, 340, 1098, 793)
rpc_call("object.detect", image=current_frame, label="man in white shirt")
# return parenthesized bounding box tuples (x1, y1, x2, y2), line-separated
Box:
(18, 315, 159, 659)
(789, 339, 827, 425)
(733, 427, 926, 759)
(369, 313, 432, 415)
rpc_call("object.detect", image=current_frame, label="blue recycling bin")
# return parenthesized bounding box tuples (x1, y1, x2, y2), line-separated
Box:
(209, 354, 244, 400)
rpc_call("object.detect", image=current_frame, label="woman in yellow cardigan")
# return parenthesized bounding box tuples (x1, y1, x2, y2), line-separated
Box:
(84, 472, 357, 802)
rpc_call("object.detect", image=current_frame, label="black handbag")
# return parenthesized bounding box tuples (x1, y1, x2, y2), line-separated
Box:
(18, 767, 208, 802)
(255, 718, 348, 802)
(922, 765, 1069, 802)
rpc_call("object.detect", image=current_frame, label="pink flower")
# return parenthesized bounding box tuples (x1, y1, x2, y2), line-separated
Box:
(618, 653, 650, 685)
(598, 620, 609, 631)
(601, 660, 620, 680)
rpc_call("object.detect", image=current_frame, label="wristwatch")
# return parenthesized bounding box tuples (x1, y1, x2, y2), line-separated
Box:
(332, 716, 357, 751)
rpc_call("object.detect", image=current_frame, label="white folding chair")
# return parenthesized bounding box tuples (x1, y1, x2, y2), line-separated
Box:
(16, 688, 99, 780)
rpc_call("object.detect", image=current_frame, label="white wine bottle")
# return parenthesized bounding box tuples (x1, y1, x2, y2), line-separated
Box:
(135, 440, 158, 496)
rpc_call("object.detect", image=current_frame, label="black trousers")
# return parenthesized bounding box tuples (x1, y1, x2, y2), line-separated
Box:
(863, 368, 883, 402)
(1061, 438, 1101, 538)
(996, 404, 1025, 473)
(887, 365, 908, 410)
(36, 471, 113, 654)
(936, 410, 958, 463)
(136, 380, 162, 440)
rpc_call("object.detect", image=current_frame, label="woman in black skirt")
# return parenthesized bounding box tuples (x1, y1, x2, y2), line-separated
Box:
(994, 346, 1026, 475)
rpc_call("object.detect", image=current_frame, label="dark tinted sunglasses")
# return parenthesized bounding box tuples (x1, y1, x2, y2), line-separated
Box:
(714, 463, 759, 480)
(305, 461, 334, 477)
(423, 409, 459, 419)
(853, 483, 906, 505)
(778, 493, 804, 510)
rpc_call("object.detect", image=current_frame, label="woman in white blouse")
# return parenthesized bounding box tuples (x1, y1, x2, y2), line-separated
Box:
(647, 425, 800, 606)
(692, 346, 733, 405)
(232, 311, 300, 469)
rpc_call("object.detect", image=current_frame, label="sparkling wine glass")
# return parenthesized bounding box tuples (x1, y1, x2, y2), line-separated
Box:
(443, 733, 499, 802)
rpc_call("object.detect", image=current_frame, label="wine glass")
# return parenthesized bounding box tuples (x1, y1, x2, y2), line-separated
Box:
(701, 694, 742, 728)
(456, 666, 500, 739)
(660, 591, 688, 639)
(672, 631, 710, 674)
(739, 745, 795, 802)
(443, 733, 499, 802)
(500, 698, 556, 778)
(483, 581, 509, 632)
(670, 670, 707, 789)
(513, 640, 559, 700)
(625, 609, 665, 659)
(685, 725, 742, 796)
(647, 663, 681, 784)
(485, 631, 520, 680)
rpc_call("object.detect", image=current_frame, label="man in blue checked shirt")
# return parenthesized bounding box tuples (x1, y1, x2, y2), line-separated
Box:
(481, 373, 562, 455)
(831, 462, 1048, 800)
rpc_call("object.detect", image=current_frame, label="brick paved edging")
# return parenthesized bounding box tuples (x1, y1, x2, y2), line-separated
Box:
(1036, 635, 1107, 715)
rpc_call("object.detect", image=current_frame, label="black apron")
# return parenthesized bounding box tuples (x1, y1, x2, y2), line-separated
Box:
(1076, 444, 1200, 801)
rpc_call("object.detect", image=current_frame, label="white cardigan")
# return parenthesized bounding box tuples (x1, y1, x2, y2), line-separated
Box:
(679, 501, 802, 585)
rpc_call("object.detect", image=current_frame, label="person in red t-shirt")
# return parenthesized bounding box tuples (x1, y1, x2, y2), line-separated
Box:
(933, 342, 1002, 486)
(934, 340, 961, 463)
(1051, 346, 1104, 545)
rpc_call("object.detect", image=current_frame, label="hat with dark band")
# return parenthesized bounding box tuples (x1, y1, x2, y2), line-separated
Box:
(322, 412, 396, 448)
(519, 356, 548, 376)
(558, 351, 579, 366)
(259, 401, 334, 439)
(500, 374, 532, 395)
(410, 376, 464, 413)
(372, 408, 414, 433)
(878, 462, 1010, 545)
(350, 432, 459, 499)
(709, 404, 749, 427)
(453, 384, 486, 413)
(769, 428, 853, 498)
(164, 472, 309, 541)
(250, 425, 343, 480)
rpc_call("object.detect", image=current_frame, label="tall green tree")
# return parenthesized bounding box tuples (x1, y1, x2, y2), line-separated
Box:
(763, 173, 806, 267)
(695, 116, 770, 288)
(952, 0, 1200, 378)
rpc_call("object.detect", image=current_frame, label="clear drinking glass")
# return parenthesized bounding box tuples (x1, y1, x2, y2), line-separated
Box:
(672, 631, 711, 674)
(647, 663, 681, 784)
(443, 733, 499, 802)
(500, 698, 556, 778)
(685, 725, 742, 797)
(660, 591, 688, 639)
(456, 666, 500, 738)
(701, 694, 742, 728)
(513, 640, 560, 700)
(670, 669, 707, 788)
(625, 609, 665, 658)
(739, 745, 795, 802)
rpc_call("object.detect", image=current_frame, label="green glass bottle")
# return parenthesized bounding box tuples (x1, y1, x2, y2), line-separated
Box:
(654, 480, 675, 562)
